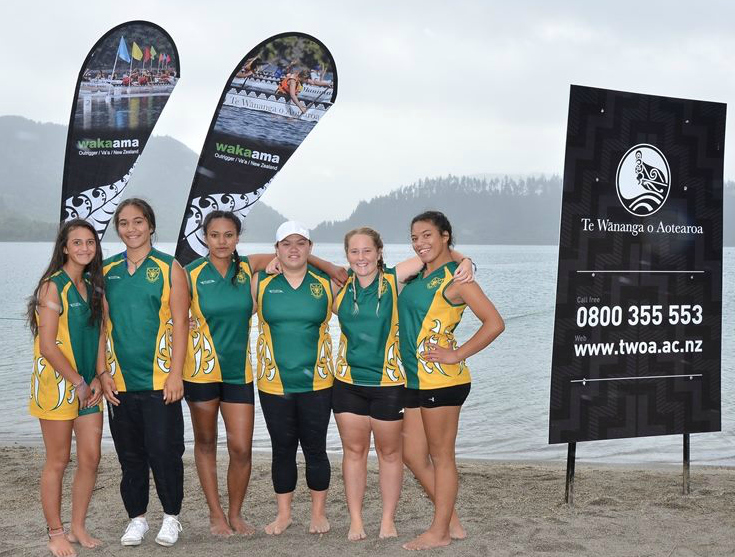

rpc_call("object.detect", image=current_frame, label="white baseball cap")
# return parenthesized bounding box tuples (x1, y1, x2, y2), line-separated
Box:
(276, 221, 310, 242)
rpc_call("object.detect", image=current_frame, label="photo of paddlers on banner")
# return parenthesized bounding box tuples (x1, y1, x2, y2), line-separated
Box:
(175, 32, 337, 265)
(61, 20, 179, 238)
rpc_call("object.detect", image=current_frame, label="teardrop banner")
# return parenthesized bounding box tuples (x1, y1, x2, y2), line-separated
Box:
(60, 20, 180, 238)
(174, 32, 337, 265)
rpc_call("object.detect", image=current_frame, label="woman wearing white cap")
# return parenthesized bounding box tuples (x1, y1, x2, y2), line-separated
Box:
(252, 221, 343, 536)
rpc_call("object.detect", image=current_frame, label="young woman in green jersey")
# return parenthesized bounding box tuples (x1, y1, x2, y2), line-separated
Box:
(252, 221, 343, 537)
(399, 211, 504, 551)
(183, 210, 286, 538)
(326, 228, 473, 542)
(98, 198, 189, 548)
(27, 219, 105, 557)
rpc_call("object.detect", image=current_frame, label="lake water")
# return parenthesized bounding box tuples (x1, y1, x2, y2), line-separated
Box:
(2, 242, 733, 466)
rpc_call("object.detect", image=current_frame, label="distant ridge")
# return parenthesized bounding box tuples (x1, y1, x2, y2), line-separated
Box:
(1, 116, 734, 245)
(0, 116, 287, 242)
(312, 175, 564, 244)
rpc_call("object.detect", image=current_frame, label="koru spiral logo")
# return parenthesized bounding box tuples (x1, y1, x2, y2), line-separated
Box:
(615, 144, 671, 217)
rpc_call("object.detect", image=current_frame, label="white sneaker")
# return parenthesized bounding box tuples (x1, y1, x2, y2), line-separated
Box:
(121, 517, 149, 546)
(155, 514, 182, 547)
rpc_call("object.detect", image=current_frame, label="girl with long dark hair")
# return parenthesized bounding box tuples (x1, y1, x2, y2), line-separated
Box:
(28, 219, 105, 557)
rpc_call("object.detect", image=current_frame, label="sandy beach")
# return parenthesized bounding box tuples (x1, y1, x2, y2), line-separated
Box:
(1, 445, 733, 557)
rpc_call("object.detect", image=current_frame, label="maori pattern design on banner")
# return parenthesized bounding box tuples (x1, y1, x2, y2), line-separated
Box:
(548, 86, 724, 444)
(182, 186, 268, 258)
(62, 164, 135, 237)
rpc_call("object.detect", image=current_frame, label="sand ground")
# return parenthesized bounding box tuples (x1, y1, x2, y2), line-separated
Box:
(1, 446, 733, 556)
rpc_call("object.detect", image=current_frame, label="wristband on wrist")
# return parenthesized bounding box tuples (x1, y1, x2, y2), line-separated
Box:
(97, 370, 110, 378)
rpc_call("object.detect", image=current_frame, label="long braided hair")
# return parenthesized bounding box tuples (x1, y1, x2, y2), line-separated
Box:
(27, 219, 104, 336)
(343, 227, 385, 316)
(202, 210, 243, 285)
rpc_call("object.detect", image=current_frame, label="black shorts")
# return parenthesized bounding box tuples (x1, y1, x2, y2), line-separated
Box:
(404, 383, 470, 409)
(332, 379, 405, 421)
(184, 380, 254, 404)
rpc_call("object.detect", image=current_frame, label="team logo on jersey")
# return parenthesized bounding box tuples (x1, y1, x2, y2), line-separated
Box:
(146, 267, 161, 283)
(615, 144, 671, 217)
(380, 278, 389, 295)
(427, 276, 444, 290)
(236, 270, 247, 284)
(310, 283, 325, 299)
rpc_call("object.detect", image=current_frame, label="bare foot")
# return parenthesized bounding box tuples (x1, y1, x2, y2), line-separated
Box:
(449, 515, 467, 540)
(228, 515, 256, 536)
(264, 514, 292, 535)
(309, 514, 330, 534)
(402, 530, 451, 551)
(48, 534, 77, 557)
(378, 519, 397, 539)
(209, 515, 234, 537)
(347, 520, 366, 541)
(67, 527, 102, 548)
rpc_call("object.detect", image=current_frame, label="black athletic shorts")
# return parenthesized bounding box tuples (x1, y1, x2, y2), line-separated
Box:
(404, 383, 470, 409)
(183, 380, 254, 404)
(332, 379, 405, 421)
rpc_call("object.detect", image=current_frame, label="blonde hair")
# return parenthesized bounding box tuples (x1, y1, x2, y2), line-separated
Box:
(343, 227, 385, 316)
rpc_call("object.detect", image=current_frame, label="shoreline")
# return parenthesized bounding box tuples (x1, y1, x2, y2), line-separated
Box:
(2, 446, 734, 556)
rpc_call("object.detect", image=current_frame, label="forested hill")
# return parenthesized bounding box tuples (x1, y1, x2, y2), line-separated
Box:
(313, 174, 735, 245)
(315, 174, 561, 244)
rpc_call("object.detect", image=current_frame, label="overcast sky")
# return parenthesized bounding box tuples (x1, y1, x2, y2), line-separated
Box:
(2, 0, 735, 226)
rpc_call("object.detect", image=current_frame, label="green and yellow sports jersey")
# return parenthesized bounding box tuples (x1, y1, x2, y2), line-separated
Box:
(185, 256, 253, 385)
(256, 266, 333, 394)
(398, 261, 470, 390)
(29, 270, 101, 420)
(334, 267, 403, 387)
(103, 248, 175, 392)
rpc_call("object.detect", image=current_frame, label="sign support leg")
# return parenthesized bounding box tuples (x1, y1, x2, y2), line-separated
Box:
(682, 434, 690, 495)
(565, 442, 576, 505)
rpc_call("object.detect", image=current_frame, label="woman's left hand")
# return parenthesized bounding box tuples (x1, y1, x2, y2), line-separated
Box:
(328, 264, 348, 288)
(85, 377, 103, 407)
(163, 374, 184, 404)
(423, 343, 461, 364)
(265, 257, 282, 275)
(453, 258, 475, 284)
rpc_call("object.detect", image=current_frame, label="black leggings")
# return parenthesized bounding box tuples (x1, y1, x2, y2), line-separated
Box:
(108, 391, 185, 517)
(258, 388, 332, 494)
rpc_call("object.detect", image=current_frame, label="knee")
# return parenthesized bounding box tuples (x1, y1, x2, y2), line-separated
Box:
(342, 442, 369, 461)
(77, 448, 101, 472)
(195, 435, 218, 456)
(402, 450, 429, 470)
(227, 443, 252, 466)
(376, 444, 401, 464)
(45, 454, 70, 475)
(427, 446, 456, 466)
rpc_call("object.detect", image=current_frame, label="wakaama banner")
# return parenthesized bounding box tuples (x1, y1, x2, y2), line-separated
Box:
(174, 32, 337, 265)
(549, 85, 725, 444)
(61, 20, 179, 237)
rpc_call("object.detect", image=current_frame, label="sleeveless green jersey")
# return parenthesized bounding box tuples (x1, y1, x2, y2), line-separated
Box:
(398, 261, 470, 390)
(256, 266, 333, 394)
(29, 270, 101, 420)
(185, 256, 253, 384)
(334, 267, 403, 386)
(103, 248, 175, 392)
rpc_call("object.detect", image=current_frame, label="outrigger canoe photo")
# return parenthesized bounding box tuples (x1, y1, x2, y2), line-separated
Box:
(74, 22, 178, 130)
